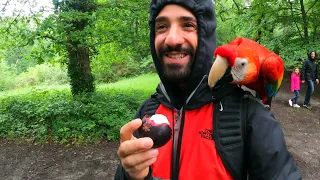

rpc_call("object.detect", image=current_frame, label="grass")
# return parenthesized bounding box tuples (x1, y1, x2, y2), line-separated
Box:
(0, 85, 70, 97)
(98, 73, 160, 93)
(0, 73, 160, 97)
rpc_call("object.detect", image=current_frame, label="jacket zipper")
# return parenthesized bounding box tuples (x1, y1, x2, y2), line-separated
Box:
(173, 109, 181, 168)
(160, 76, 206, 179)
(171, 108, 183, 180)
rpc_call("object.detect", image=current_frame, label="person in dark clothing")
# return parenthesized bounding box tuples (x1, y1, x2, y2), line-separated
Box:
(301, 51, 319, 109)
(114, 1, 302, 180)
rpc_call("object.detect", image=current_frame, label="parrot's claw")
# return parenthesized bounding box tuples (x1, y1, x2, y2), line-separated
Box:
(264, 104, 271, 110)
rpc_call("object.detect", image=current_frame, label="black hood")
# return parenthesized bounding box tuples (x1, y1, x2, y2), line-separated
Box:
(149, 0, 217, 104)
(308, 50, 317, 61)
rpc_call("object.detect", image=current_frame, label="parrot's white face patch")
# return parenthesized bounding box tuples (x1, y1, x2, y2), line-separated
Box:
(231, 58, 248, 82)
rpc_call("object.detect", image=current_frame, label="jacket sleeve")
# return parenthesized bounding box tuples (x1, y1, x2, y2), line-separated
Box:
(246, 100, 302, 180)
(290, 74, 294, 92)
(316, 62, 319, 80)
(114, 95, 160, 180)
(300, 60, 307, 81)
(114, 165, 153, 180)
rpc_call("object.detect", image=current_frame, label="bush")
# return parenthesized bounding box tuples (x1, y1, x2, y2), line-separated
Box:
(0, 89, 147, 144)
(14, 63, 69, 88)
(0, 62, 16, 91)
(92, 53, 155, 83)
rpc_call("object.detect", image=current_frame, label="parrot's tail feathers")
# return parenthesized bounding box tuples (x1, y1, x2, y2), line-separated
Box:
(265, 83, 280, 98)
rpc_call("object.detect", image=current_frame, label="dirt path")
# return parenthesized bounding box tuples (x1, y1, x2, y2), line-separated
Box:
(0, 80, 319, 180)
(271, 81, 320, 180)
(0, 141, 120, 180)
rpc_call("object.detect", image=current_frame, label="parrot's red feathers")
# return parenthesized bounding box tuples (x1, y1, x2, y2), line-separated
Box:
(210, 37, 285, 109)
(214, 45, 236, 66)
(229, 37, 244, 46)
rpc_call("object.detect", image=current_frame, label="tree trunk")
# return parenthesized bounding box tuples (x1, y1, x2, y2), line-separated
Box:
(61, 0, 96, 96)
(67, 44, 95, 95)
(299, 0, 309, 42)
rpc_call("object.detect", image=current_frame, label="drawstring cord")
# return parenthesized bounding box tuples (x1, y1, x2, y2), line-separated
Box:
(219, 101, 224, 111)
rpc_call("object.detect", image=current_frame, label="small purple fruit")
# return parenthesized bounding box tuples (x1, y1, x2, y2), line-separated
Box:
(138, 114, 172, 148)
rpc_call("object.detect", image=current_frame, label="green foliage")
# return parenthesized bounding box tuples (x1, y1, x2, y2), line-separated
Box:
(0, 62, 16, 91)
(0, 74, 160, 144)
(92, 55, 155, 83)
(51, 0, 97, 95)
(4, 46, 38, 74)
(94, 0, 150, 59)
(280, 40, 320, 69)
(99, 73, 159, 96)
(0, 89, 146, 144)
(0, 0, 152, 88)
(14, 63, 69, 88)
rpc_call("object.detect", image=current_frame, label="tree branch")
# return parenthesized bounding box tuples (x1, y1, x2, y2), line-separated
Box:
(306, 0, 320, 14)
(1, 0, 9, 12)
(6, 0, 28, 32)
(232, 0, 241, 14)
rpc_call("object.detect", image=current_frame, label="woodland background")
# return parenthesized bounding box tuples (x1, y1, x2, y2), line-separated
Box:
(0, 0, 319, 144)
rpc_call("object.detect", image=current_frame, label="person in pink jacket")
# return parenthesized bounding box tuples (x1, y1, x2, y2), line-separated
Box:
(289, 67, 301, 108)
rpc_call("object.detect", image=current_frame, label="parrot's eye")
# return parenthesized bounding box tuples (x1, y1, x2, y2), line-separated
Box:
(241, 62, 246, 66)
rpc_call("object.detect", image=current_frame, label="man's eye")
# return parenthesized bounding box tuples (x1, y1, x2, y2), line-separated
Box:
(156, 24, 167, 32)
(184, 23, 197, 30)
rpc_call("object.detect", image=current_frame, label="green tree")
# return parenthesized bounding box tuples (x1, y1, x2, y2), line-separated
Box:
(49, 0, 97, 95)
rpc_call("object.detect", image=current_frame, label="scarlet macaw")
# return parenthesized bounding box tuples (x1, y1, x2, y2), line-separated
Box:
(208, 37, 284, 109)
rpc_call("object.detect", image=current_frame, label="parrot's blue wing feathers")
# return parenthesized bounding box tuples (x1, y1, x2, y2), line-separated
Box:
(265, 80, 280, 98)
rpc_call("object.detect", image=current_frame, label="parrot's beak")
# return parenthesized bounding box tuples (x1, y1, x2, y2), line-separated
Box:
(208, 55, 229, 89)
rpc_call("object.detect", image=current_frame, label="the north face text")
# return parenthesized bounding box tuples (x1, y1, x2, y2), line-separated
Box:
(199, 129, 213, 140)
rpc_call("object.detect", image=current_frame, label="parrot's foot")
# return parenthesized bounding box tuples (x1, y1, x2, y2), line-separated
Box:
(264, 104, 271, 110)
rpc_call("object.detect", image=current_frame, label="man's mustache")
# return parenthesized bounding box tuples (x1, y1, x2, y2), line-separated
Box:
(158, 45, 194, 57)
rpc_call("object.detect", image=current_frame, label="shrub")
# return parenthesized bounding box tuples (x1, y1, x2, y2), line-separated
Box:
(92, 54, 156, 83)
(14, 64, 69, 88)
(0, 89, 147, 144)
(0, 62, 16, 91)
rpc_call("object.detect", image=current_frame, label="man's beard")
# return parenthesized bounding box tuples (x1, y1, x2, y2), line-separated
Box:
(158, 45, 195, 84)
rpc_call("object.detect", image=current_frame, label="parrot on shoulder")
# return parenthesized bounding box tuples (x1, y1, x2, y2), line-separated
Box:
(208, 37, 284, 109)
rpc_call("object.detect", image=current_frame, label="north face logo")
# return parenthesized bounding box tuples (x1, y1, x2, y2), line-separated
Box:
(199, 129, 213, 140)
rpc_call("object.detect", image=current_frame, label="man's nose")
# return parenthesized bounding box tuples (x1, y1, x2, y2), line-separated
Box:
(165, 26, 184, 47)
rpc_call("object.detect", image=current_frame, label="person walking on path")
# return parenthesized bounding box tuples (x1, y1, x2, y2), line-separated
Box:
(301, 51, 319, 109)
(289, 67, 301, 108)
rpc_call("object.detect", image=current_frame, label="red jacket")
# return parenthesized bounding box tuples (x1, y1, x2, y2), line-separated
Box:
(115, 81, 302, 180)
(151, 104, 232, 179)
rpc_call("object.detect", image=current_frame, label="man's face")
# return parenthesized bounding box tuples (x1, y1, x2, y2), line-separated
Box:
(154, 4, 198, 83)
(311, 52, 316, 59)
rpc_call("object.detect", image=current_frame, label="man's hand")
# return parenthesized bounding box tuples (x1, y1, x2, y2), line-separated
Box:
(301, 80, 305, 84)
(117, 119, 158, 180)
(316, 79, 319, 84)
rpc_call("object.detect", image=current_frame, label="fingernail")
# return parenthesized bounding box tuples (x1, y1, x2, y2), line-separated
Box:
(150, 149, 158, 157)
(132, 119, 141, 125)
(143, 138, 153, 148)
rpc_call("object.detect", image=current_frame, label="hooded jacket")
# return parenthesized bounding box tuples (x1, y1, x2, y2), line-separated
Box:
(149, 0, 217, 107)
(301, 51, 319, 81)
(115, 0, 302, 180)
(291, 73, 300, 92)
